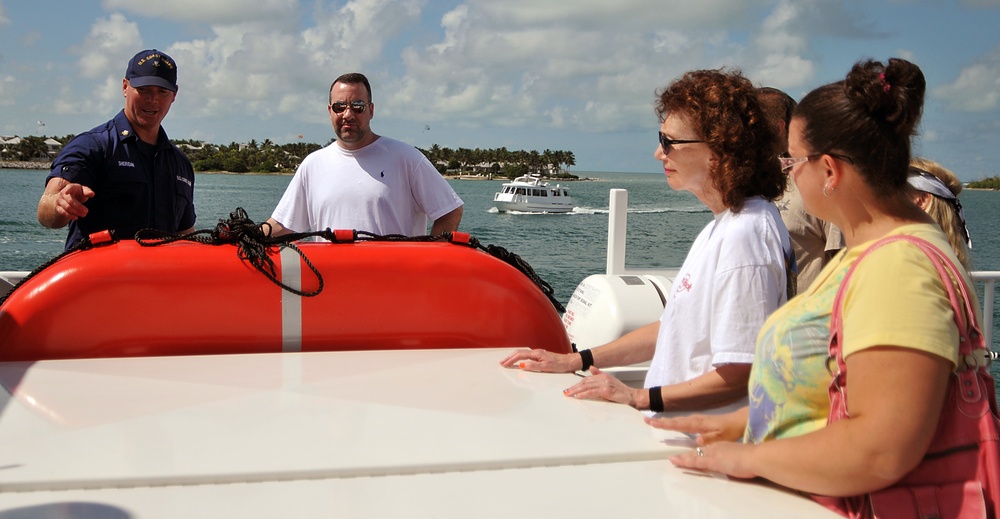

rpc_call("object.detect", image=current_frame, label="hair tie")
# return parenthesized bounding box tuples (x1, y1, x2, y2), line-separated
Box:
(879, 72, 891, 93)
(952, 198, 973, 249)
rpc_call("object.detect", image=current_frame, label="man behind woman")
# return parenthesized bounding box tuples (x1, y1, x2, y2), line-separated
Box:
(757, 86, 844, 293)
(652, 58, 985, 504)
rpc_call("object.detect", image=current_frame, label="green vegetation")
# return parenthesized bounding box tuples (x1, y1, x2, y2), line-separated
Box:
(967, 176, 1000, 190)
(420, 144, 577, 179)
(174, 139, 323, 174)
(178, 140, 577, 178)
(3, 135, 578, 179)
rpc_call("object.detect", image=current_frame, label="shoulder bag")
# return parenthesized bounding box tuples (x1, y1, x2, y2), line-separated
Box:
(814, 234, 1000, 519)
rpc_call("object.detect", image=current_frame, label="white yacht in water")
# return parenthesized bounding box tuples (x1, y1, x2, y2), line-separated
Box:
(492, 174, 575, 213)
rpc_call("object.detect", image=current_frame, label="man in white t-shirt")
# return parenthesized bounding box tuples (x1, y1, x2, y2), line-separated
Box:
(266, 73, 463, 237)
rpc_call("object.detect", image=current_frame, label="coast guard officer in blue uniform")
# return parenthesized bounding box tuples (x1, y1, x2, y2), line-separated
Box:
(37, 49, 196, 249)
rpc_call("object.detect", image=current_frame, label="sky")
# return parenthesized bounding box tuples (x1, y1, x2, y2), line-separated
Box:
(1, 1, 999, 179)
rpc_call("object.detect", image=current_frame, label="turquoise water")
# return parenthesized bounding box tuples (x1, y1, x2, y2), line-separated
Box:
(3, 168, 999, 391)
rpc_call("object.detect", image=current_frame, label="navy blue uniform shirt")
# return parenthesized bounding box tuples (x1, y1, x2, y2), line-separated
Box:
(47, 110, 196, 249)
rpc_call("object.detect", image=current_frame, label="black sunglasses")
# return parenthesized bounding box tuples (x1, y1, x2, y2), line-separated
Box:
(658, 132, 705, 153)
(330, 100, 369, 114)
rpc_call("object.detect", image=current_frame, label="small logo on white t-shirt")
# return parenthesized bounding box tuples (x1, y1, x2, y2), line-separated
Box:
(676, 273, 693, 293)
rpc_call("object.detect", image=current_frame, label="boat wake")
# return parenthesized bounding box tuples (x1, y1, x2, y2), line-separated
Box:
(487, 207, 575, 215)
(570, 206, 709, 215)
(488, 206, 709, 215)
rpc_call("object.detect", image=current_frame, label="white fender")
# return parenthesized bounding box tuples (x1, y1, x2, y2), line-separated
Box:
(562, 273, 673, 351)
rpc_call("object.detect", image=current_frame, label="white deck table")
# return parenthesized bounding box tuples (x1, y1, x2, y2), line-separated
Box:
(0, 348, 839, 518)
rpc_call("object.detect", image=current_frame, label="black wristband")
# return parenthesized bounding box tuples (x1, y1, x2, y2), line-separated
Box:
(579, 349, 594, 371)
(648, 386, 665, 413)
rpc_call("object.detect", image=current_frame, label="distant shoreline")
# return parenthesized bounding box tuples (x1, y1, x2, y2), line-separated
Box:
(2, 164, 598, 182)
(0, 161, 50, 170)
(442, 173, 595, 182)
(0, 164, 982, 188)
(192, 171, 595, 181)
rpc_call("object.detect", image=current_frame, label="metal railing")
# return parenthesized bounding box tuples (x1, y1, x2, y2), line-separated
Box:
(604, 188, 999, 348)
(972, 272, 1000, 348)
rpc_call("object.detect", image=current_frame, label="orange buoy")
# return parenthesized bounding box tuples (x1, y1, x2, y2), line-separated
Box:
(0, 240, 570, 361)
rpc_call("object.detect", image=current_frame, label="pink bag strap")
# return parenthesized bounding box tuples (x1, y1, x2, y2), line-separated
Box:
(828, 235, 988, 416)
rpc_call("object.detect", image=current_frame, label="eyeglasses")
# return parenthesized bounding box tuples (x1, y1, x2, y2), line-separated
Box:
(330, 100, 369, 114)
(658, 132, 705, 154)
(778, 154, 812, 173)
(778, 152, 854, 173)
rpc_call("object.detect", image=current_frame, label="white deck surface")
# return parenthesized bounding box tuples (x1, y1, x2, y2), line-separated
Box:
(0, 348, 839, 518)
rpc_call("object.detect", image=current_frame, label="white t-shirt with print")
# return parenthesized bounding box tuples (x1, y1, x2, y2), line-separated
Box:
(644, 197, 790, 413)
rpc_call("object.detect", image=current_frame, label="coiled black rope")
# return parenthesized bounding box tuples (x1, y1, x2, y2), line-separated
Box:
(136, 208, 324, 297)
(0, 230, 119, 308)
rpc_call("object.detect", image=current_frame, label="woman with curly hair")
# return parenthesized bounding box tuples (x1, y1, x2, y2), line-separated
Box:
(501, 69, 792, 416)
(651, 58, 992, 513)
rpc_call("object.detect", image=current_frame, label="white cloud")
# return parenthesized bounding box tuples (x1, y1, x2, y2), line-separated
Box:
(103, 0, 425, 130)
(383, 0, 902, 137)
(78, 13, 143, 80)
(755, 1, 807, 54)
(0, 75, 15, 104)
(385, 1, 760, 135)
(895, 48, 917, 63)
(56, 13, 145, 118)
(14, 0, 988, 173)
(20, 30, 42, 46)
(100, 0, 299, 25)
(744, 0, 820, 90)
(934, 66, 1000, 112)
(475, 0, 748, 30)
(932, 45, 1000, 112)
(301, 0, 423, 70)
(754, 54, 816, 90)
(0, 1, 9, 25)
(55, 0, 873, 142)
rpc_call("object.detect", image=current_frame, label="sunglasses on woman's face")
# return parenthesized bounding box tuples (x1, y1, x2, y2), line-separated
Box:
(658, 132, 705, 154)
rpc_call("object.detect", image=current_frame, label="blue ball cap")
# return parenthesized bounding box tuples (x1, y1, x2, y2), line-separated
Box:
(125, 49, 178, 92)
